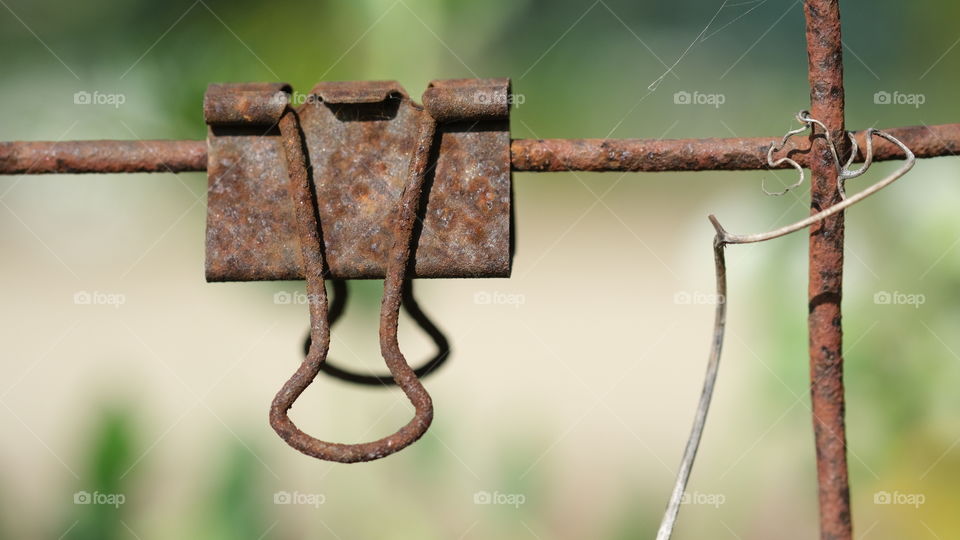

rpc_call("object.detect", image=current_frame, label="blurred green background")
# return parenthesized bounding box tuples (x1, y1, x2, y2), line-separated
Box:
(1, 0, 959, 538)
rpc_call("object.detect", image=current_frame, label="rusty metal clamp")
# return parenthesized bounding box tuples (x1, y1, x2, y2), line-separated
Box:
(203, 79, 511, 462)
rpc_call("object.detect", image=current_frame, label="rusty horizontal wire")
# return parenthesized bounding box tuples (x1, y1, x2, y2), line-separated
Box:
(2, 123, 957, 176)
(0, 139, 208, 174)
(510, 123, 960, 172)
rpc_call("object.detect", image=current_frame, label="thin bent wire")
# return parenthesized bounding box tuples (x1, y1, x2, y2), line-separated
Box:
(656, 115, 916, 540)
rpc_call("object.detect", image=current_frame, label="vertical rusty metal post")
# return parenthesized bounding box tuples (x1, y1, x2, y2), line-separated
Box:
(803, 1, 852, 538)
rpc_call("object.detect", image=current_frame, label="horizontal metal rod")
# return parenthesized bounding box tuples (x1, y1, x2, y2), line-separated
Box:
(0, 140, 207, 174)
(513, 123, 960, 172)
(1, 122, 957, 175)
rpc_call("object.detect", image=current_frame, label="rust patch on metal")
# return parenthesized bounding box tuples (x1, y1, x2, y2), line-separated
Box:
(0, 140, 207, 174)
(312, 80, 407, 104)
(423, 78, 511, 122)
(803, 1, 852, 538)
(204, 83, 301, 281)
(204, 79, 511, 281)
(508, 123, 960, 172)
(203, 83, 291, 125)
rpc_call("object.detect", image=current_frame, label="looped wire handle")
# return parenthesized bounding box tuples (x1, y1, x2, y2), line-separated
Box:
(269, 106, 438, 463)
(304, 279, 450, 387)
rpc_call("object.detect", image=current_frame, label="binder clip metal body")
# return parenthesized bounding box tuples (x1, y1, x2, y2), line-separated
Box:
(201, 79, 512, 462)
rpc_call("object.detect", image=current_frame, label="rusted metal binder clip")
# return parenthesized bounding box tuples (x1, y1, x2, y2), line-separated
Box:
(203, 79, 512, 462)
